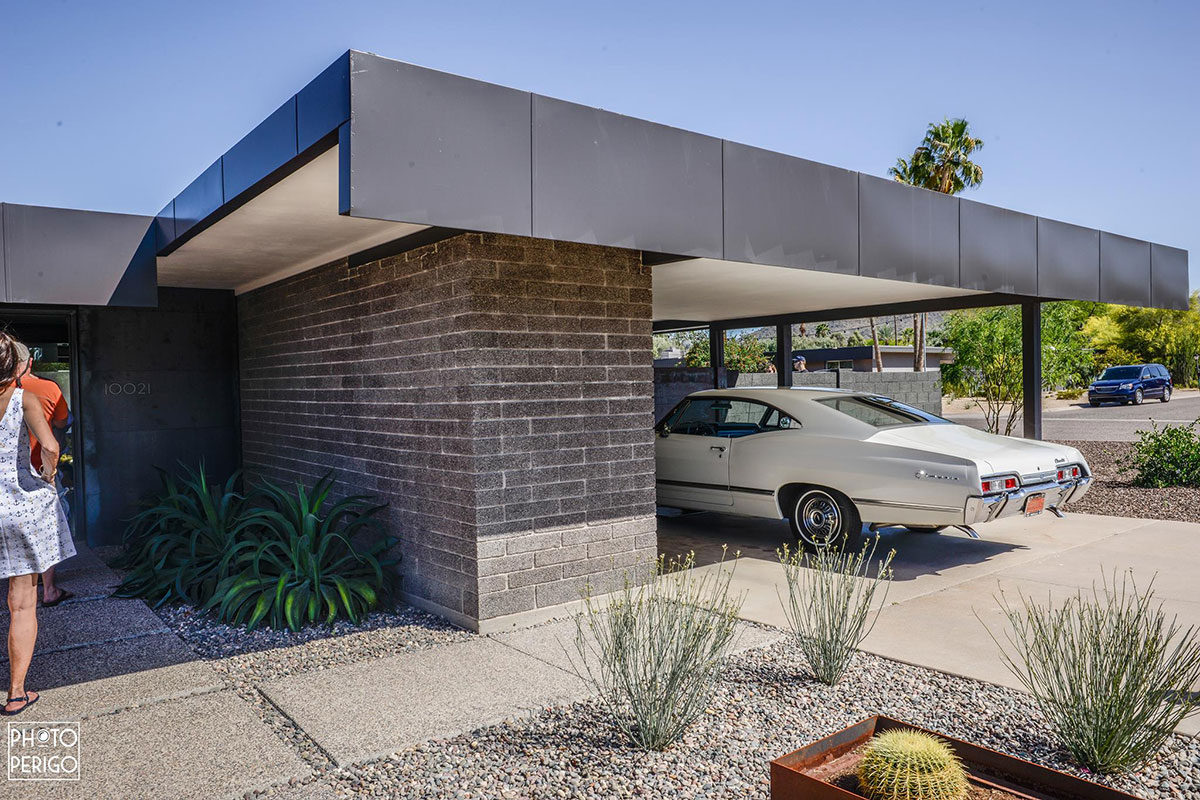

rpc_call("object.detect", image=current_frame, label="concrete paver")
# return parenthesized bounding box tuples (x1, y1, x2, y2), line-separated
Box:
(16, 596, 168, 654)
(261, 637, 587, 766)
(16, 634, 223, 719)
(0, 690, 310, 800)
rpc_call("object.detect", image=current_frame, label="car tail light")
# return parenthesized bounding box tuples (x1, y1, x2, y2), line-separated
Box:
(981, 477, 1016, 494)
(1057, 466, 1082, 481)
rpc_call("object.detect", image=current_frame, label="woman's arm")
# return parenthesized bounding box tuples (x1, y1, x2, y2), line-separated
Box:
(22, 391, 58, 481)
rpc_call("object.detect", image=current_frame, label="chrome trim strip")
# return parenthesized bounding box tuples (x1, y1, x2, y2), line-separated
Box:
(851, 498, 963, 513)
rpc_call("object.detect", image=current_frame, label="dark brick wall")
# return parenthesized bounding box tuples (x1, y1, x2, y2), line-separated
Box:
(237, 233, 657, 627)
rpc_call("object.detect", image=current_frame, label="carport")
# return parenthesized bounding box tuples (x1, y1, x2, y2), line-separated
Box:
(0, 50, 1189, 631)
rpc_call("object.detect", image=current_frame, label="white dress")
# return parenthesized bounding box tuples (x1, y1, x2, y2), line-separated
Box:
(0, 389, 75, 578)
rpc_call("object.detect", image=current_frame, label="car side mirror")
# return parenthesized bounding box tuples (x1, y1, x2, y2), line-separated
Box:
(658, 425, 671, 438)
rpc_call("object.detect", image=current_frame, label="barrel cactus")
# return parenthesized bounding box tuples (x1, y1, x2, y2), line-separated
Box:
(856, 729, 969, 800)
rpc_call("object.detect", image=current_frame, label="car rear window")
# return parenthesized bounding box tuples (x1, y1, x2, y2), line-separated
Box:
(1100, 366, 1142, 380)
(814, 396, 950, 428)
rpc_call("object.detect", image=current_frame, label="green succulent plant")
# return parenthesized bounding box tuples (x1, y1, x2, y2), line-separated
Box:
(856, 729, 969, 800)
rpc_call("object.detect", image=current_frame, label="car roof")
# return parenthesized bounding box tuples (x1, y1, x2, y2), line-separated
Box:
(687, 386, 864, 403)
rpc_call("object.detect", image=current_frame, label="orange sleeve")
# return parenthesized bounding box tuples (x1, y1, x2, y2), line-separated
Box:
(52, 394, 69, 423)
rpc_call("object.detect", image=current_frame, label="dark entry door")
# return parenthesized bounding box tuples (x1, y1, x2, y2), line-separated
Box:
(0, 310, 83, 542)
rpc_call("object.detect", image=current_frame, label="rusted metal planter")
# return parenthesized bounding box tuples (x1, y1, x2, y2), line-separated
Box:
(770, 716, 1142, 800)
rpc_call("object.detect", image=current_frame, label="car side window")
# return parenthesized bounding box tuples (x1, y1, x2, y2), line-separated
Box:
(665, 398, 790, 438)
(1141, 367, 1152, 379)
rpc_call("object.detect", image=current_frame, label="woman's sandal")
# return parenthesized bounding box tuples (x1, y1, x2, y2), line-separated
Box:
(42, 590, 74, 608)
(2, 692, 39, 716)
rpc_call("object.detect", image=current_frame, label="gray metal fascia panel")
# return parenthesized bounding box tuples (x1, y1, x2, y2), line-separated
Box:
(173, 159, 224, 240)
(1099, 231, 1151, 307)
(154, 200, 175, 252)
(532, 95, 722, 256)
(1, 204, 156, 306)
(297, 51, 350, 153)
(959, 199, 1036, 295)
(1037, 218, 1100, 301)
(722, 142, 858, 274)
(1151, 243, 1190, 311)
(859, 174, 959, 286)
(222, 97, 299, 202)
(347, 52, 532, 235)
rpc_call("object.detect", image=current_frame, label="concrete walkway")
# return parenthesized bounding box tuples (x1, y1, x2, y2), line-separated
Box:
(0, 543, 779, 799)
(661, 510, 1200, 737)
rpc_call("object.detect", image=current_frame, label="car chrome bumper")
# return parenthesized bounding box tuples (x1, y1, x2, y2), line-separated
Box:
(965, 476, 1092, 524)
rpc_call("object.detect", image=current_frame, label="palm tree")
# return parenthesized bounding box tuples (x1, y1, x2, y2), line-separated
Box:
(889, 118, 984, 372)
(888, 117, 984, 194)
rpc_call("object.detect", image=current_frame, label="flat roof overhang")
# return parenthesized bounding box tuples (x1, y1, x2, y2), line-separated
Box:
(152, 50, 1190, 319)
(0, 203, 156, 307)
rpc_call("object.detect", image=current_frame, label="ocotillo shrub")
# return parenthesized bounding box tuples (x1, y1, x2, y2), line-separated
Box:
(990, 571, 1200, 773)
(570, 550, 743, 751)
(777, 538, 895, 685)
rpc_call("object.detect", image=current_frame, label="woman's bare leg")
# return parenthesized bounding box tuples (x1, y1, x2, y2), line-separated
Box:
(7, 573, 39, 710)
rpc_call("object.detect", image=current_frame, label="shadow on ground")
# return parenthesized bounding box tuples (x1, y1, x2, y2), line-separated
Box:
(657, 511, 1024, 580)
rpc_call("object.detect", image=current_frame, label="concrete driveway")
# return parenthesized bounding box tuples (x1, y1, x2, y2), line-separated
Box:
(659, 510, 1200, 735)
(945, 389, 1200, 441)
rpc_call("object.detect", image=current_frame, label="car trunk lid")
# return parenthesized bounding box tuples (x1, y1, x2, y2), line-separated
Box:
(868, 424, 1074, 477)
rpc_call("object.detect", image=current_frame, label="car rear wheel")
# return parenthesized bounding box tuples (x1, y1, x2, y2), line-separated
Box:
(788, 488, 862, 553)
(1161, 386, 1172, 403)
(1133, 388, 1144, 405)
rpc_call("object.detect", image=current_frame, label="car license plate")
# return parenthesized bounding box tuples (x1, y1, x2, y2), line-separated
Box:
(1024, 494, 1046, 515)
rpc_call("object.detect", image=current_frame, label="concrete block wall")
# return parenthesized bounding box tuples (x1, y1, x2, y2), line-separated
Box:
(653, 366, 942, 418)
(238, 233, 657, 630)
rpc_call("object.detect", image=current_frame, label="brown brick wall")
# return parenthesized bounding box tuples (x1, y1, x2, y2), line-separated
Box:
(237, 233, 657, 627)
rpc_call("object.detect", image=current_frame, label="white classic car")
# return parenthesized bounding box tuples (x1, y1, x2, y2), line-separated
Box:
(655, 387, 1092, 550)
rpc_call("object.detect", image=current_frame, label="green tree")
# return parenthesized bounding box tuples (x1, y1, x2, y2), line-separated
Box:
(682, 331, 772, 373)
(941, 303, 1093, 435)
(1082, 292, 1200, 386)
(889, 117, 984, 194)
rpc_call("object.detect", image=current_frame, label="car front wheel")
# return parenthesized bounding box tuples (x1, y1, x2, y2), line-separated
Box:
(1161, 386, 1172, 403)
(789, 488, 862, 552)
(1133, 388, 1144, 405)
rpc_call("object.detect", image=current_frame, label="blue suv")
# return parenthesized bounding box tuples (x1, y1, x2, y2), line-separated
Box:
(1087, 364, 1173, 406)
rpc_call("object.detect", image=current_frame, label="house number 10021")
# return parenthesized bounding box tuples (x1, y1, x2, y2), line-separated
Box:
(105, 382, 150, 395)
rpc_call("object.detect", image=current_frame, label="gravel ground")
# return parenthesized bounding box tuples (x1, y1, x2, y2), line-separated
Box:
(252, 637, 1198, 800)
(1061, 440, 1200, 524)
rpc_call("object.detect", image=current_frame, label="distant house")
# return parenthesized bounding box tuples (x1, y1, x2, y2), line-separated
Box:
(791, 345, 954, 372)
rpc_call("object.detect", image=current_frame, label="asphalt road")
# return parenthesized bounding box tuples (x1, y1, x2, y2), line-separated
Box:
(946, 392, 1200, 441)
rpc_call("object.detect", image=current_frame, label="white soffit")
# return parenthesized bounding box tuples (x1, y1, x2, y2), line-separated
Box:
(156, 147, 428, 294)
(652, 258, 984, 322)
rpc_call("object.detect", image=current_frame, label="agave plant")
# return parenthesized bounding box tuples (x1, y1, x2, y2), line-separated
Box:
(114, 464, 257, 607)
(205, 474, 397, 631)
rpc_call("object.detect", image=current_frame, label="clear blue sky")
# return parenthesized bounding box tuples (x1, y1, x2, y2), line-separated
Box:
(2, 0, 1196, 288)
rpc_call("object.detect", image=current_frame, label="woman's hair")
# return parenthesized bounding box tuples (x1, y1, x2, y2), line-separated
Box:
(0, 333, 18, 388)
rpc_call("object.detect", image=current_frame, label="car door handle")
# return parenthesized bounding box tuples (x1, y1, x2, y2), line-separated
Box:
(710, 445, 726, 452)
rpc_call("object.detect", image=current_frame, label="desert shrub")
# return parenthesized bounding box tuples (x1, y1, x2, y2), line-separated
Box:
(1055, 388, 1084, 400)
(205, 474, 396, 630)
(571, 551, 743, 750)
(1130, 420, 1200, 488)
(856, 729, 968, 800)
(114, 465, 256, 607)
(115, 465, 397, 630)
(990, 572, 1200, 773)
(778, 538, 894, 685)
